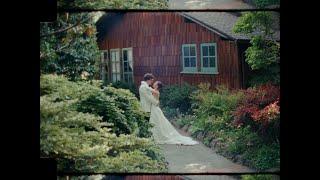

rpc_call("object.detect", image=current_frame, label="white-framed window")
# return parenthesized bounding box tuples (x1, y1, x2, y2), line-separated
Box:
(110, 49, 121, 82)
(100, 50, 108, 82)
(182, 44, 197, 73)
(122, 48, 134, 83)
(200, 43, 218, 74)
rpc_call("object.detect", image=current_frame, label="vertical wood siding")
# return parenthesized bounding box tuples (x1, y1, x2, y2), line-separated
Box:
(98, 12, 242, 89)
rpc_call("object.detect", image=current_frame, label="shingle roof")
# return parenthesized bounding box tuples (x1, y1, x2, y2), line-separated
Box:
(180, 12, 280, 41)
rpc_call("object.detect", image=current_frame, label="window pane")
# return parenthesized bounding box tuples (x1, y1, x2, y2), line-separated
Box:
(202, 46, 208, 56)
(103, 52, 108, 61)
(111, 51, 119, 62)
(116, 62, 120, 73)
(111, 52, 114, 62)
(184, 57, 190, 67)
(209, 45, 215, 56)
(112, 74, 117, 82)
(124, 62, 128, 72)
(190, 46, 196, 56)
(115, 52, 118, 62)
(124, 74, 128, 82)
(190, 57, 196, 67)
(210, 57, 216, 67)
(128, 61, 133, 72)
(203, 57, 208, 67)
(112, 52, 116, 62)
(112, 63, 116, 73)
(123, 50, 128, 62)
(113, 52, 119, 62)
(117, 74, 121, 81)
(184, 46, 189, 56)
(128, 50, 132, 61)
(128, 74, 133, 83)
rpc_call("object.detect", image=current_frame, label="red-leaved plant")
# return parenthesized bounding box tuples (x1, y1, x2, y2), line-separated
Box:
(233, 83, 280, 141)
(252, 100, 280, 124)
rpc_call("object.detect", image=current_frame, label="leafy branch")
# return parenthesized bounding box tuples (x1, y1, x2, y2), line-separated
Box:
(40, 15, 93, 38)
(40, 38, 75, 59)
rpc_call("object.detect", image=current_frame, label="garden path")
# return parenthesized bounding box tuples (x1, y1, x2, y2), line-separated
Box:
(159, 142, 254, 173)
(158, 126, 255, 180)
(168, 0, 254, 9)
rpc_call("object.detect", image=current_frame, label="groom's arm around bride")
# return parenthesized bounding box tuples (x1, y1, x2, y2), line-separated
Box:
(139, 81, 159, 113)
(139, 73, 159, 114)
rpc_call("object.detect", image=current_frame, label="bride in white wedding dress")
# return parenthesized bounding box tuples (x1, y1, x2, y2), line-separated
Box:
(149, 81, 198, 145)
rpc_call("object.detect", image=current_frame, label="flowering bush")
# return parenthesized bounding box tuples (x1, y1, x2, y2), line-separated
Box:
(233, 83, 280, 141)
(177, 82, 280, 170)
(252, 100, 280, 124)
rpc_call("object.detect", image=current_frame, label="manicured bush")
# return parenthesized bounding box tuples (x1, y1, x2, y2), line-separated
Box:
(109, 81, 139, 98)
(40, 74, 167, 173)
(102, 85, 153, 137)
(41, 74, 152, 137)
(160, 82, 197, 117)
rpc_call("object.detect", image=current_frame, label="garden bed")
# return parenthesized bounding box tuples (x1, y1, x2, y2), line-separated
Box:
(162, 83, 280, 172)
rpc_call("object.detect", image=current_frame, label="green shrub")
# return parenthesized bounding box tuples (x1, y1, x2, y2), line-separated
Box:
(177, 82, 280, 171)
(192, 84, 244, 117)
(102, 85, 153, 137)
(253, 0, 280, 8)
(109, 81, 139, 98)
(242, 174, 279, 180)
(190, 84, 243, 136)
(226, 127, 259, 154)
(76, 93, 132, 135)
(175, 115, 196, 128)
(162, 106, 179, 119)
(160, 83, 197, 116)
(40, 74, 167, 173)
(58, 0, 169, 9)
(41, 74, 152, 137)
(243, 143, 280, 170)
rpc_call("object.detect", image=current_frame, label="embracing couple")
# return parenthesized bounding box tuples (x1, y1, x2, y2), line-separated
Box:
(139, 73, 198, 145)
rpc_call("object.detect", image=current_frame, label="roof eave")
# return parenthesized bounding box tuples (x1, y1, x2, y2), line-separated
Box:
(178, 12, 236, 41)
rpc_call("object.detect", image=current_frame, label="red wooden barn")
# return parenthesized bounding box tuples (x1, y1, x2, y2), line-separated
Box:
(96, 12, 279, 89)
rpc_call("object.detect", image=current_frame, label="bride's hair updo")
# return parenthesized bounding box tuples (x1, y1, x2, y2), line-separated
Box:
(155, 81, 163, 90)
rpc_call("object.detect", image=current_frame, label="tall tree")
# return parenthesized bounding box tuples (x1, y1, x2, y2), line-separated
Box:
(40, 12, 102, 81)
(40, 0, 169, 81)
(233, 0, 280, 86)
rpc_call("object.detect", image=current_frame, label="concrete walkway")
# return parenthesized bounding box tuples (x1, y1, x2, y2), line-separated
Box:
(168, 0, 254, 10)
(159, 126, 254, 174)
(158, 126, 255, 180)
(159, 143, 254, 173)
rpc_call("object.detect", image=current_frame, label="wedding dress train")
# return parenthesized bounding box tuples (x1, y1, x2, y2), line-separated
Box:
(150, 104, 199, 145)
